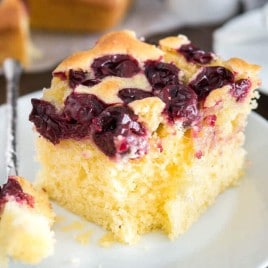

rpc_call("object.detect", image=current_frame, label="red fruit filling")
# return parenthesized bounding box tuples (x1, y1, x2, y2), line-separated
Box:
(178, 43, 213, 64)
(118, 88, 153, 104)
(29, 53, 252, 158)
(52, 54, 141, 89)
(68, 69, 100, 89)
(145, 61, 180, 91)
(91, 54, 141, 79)
(156, 84, 199, 126)
(29, 93, 147, 158)
(189, 66, 234, 100)
(0, 177, 34, 211)
(29, 93, 107, 144)
(230, 79, 251, 102)
(92, 105, 147, 158)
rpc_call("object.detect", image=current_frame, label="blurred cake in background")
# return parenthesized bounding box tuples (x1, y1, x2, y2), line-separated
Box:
(0, 0, 131, 68)
(28, 0, 132, 32)
(0, 0, 31, 67)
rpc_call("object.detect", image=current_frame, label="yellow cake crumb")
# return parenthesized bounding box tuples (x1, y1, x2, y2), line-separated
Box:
(61, 220, 86, 232)
(75, 230, 92, 245)
(99, 232, 117, 248)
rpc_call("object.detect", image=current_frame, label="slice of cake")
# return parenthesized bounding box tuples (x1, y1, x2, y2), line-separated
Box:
(29, 30, 260, 244)
(28, 0, 131, 33)
(0, 176, 55, 265)
(0, 0, 31, 67)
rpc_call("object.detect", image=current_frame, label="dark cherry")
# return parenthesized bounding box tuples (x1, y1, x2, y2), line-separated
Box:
(178, 43, 213, 64)
(92, 105, 147, 157)
(0, 176, 34, 210)
(29, 93, 106, 144)
(156, 84, 199, 126)
(29, 94, 147, 158)
(189, 66, 234, 100)
(205, 114, 217, 127)
(68, 69, 99, 89)
(118, 88, 153, 104)
(29, 99, 62, 144)
(91, 54, 141, 79)
(230, 79, 251, 102)
(63, 93, 107, 123)
(144, 61, 180, 91)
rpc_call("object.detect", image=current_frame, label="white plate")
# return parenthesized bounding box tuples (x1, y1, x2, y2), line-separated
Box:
(213, 5, 268, 95)
(0, 91, 268, 268)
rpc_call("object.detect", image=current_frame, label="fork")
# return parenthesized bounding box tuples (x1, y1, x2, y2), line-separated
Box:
(2, 58, 22, 184)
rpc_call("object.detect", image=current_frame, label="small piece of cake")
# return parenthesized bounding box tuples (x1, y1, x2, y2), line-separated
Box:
(0, 0, 31, 67)
(28, 0, 131, 33)
(0, 176, 55, 265)
(29, 30, 260, 244)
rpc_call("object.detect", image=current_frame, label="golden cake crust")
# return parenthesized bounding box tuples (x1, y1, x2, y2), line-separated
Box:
(54, 31, 163, 72)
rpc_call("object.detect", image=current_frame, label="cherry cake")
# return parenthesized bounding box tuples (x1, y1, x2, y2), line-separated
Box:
(29, 31, 260, 244)
(0, 176, 55, 265)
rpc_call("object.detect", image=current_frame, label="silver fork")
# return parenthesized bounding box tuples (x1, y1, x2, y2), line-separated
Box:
(2, 59, 22, 184)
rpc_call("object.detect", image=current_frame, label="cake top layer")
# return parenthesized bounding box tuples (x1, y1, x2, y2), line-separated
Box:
(29, 30, 261, 160)
(54, 31, 163, 72)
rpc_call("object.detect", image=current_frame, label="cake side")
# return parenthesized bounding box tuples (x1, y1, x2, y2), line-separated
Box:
(0, 176, 55, 265)
(29, 30, 260, 244)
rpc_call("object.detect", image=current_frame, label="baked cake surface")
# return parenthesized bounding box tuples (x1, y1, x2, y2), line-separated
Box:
(29, 30, 260, 244)
(0, 0, 31, 67)
(0, 176, 55, 265)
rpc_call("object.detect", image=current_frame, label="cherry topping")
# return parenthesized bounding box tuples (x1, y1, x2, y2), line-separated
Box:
(230, 79, 251, 102)
(178, 43, 213, 64)
(64, 93, 107, 123)
(156, 84, 199, 126)
(145, 61, 180, 91)
(205, 114, 217, 127)
(29, 93, 106, 144)
(189, 66, 234, 100)
(68, 69, 99, 89)
(91, 54, 140, 79)
(92, 105, 147, 157)
(30, 94, 147, 158)
(118, 88, 153, 104)
(0, 176, 34, 211)
(29, 99, 62, 144)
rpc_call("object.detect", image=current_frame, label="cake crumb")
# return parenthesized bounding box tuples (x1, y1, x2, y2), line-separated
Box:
(99, 232, 116, 247)
(55, 215, 66, 223)
(75, 230, 92, 245)
(61, 220, 86, 232)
